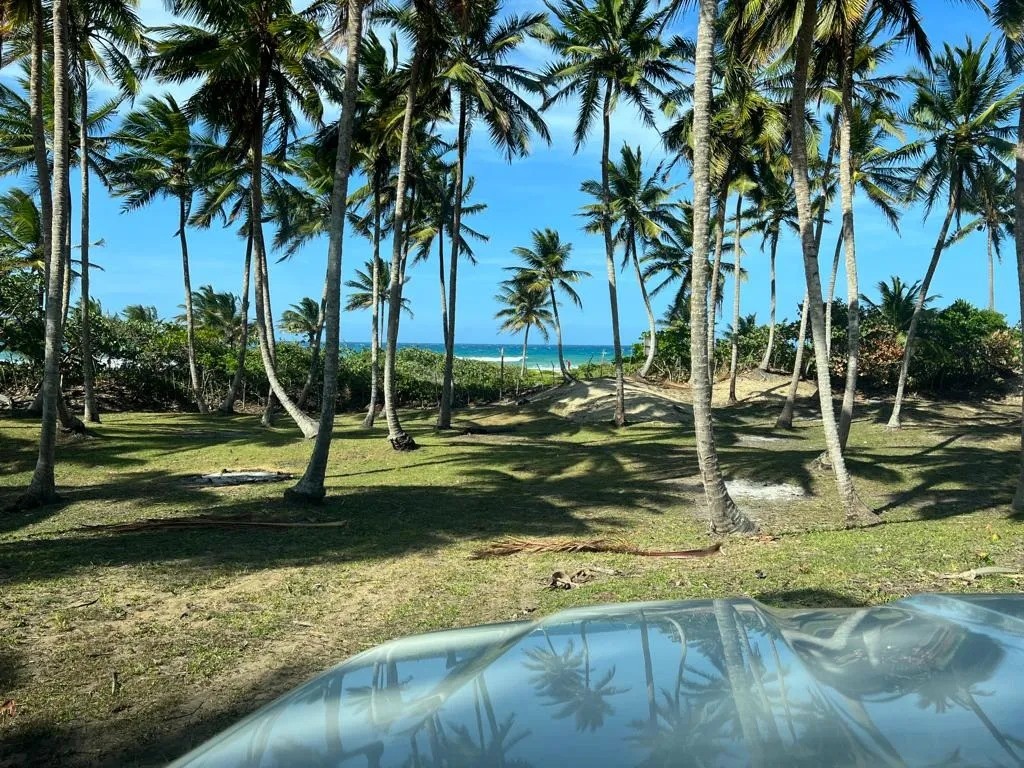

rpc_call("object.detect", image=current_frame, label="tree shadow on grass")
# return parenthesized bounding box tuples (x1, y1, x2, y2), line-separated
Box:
(754, 588, 869, 609)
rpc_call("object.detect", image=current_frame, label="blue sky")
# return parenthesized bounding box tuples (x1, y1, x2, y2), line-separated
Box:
(6, 1, 1013, 347)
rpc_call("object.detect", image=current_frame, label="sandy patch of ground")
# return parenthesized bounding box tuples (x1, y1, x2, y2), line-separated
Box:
(532, 379, 693, 425)
(725, 478, 808, 501)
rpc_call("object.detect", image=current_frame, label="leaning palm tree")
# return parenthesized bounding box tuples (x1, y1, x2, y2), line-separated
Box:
(540, 0, 684, 427)
(888, 39, 1019, 429)
(509, 228, 589, 381)
(435, 0, 550, 430)
(684, 0, 755, 534)
(495, 274, 554, 377)
(17, 0, 70, 509)
(147, 0, 337, 440)
(106, 95, 209, 414)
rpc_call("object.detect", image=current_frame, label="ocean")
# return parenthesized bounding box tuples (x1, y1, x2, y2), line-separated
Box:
(342, 342, 617, 371)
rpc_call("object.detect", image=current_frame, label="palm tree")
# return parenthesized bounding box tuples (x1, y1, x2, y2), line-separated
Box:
(345, 259, 411, 318)
(686, 0, 755, 534)
(279, 297, 322, 348)
(582, 145, 674, 379)
(949, 162, 1014, 312)
(182, 284, 241, 345)
(148, 0, 336, 440)
(860, 276, 935, 332)
(106, 95, 209, 414)
(746, 164, 798, 372)
(888, 39, 1019, 429)
(435, 0, 549, 430)
(774, 0, 880, 526)
(495, 274, 553, 377)
(70, 0, 146, 423)
(17, 0, 70, 508)
(541, 0, 684, 427)
(121, 304, 158, 323)
(509, 228, 589, 380)
(288, 0, 368, 499)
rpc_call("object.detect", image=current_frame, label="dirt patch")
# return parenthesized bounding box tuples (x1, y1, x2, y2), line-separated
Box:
(185, 470, 293, 487)
(726, 478, 807, 501)
(532, 379, 693, 425)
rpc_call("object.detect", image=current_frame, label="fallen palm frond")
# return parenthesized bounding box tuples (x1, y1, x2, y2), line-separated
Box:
(470, 537, 722, 560)
(929, 566, 1023, 582)
(70, 516, 349, 535)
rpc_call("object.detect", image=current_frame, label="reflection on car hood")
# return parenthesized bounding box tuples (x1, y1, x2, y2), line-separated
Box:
(170, 594, 1024, 767)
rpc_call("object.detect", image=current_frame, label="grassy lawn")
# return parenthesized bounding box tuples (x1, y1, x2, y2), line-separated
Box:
(1, 380, 1022, 766)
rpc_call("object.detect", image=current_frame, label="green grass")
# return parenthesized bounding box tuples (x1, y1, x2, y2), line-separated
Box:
(0, 386, 1022, 766)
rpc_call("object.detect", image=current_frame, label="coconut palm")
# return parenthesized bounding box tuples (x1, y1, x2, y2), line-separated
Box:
(684, 0, 755, 534)
(121, 304, 158, 323)
(70, 0, 146, 423)
(540, 0, 684, 427)
(860, 276, 936, 332)
(181, 285, 241, 345)
(147, 0, 337, 440)
(949, 162, 1015, 312)
(582, 145, 675, 379)
(508, 228, 589, 381)
(495, 274, 553, 377)
(279, 297, 322, 349)
(746, 164, 798, 372)
(106, 95, 211, 415)
(888, 38, 1019, 429)
(435, 0, 550, 430)
(345, 259, 411, 318)
(17, 0, 70, 508)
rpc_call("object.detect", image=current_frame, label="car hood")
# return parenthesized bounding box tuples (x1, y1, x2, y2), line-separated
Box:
(170, 594, 1024, 767)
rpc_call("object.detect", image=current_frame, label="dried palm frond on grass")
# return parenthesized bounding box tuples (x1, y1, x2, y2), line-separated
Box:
(470, 537, 722, 560)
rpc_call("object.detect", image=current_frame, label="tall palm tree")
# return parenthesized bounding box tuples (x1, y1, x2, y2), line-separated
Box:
(148, 0, 337, 440)
(782, 0, 880, 527)
(70, 0, 145, 423)
(541, 0, 684, 427)
(17, 0, 70, 508)
(582, 144, 674, 379)
(345, 259, 411, 317)
(888, 39, 1019, 429)
(279, 297, 323, 348)
(107, 95, 209, 414)
(182, 284, 241, 345)
(509, 228, 589, 380)
(949, 162, 1014, 312)
(985, 0, 1024, 512)
(436, 0, 549, 430)
(686, 0, 755, 534)
(746, 163, 798, 372)
(495, 273, 554, 377)
(860, 276, 936, 332)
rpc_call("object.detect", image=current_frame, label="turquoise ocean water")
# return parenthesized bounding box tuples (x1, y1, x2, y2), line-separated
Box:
(342, 342, 616, 371)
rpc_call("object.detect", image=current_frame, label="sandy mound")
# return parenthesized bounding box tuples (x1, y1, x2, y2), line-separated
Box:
(533, 379, 693, 425)
(725, 478, 807, 500)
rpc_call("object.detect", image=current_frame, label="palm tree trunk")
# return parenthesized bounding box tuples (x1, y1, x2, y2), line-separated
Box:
(776, 293, 809, 429)
(707, 190, 727, 384)
(57, 169, 83, 434)
(178, 195, 207, 414)
(18, 0, 69, 509)
(218, 231, 252, 414)
(728, 192, 743, 404)
(549, 285, 569, 381)
(758, 233, 778, 371)
(438, 220, 449, 353)
(887, 190, 957, 429)
(297, 277, 328, 411)
(1011, 94, 1024, 513)
(363, 170, 382, 429)
(439, 98, 469, 430)
(79, 68, 98, 423)
(521, 325, 529, 377)
(249, 105, 318, 439)
(601, 81, 625, 427)
(383, 45, 423, 451)
(30, 0, 51, 261)
(987, 227, 995, 311)
(688, 0, 754, 535)
(790, 0, 877, 528)
(633, 233, 658, 379)
(837, 60, 861, 452)
(713, 601, 762, 761)
(288, 0, 364, 499)
(824, 228, 845, 357)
